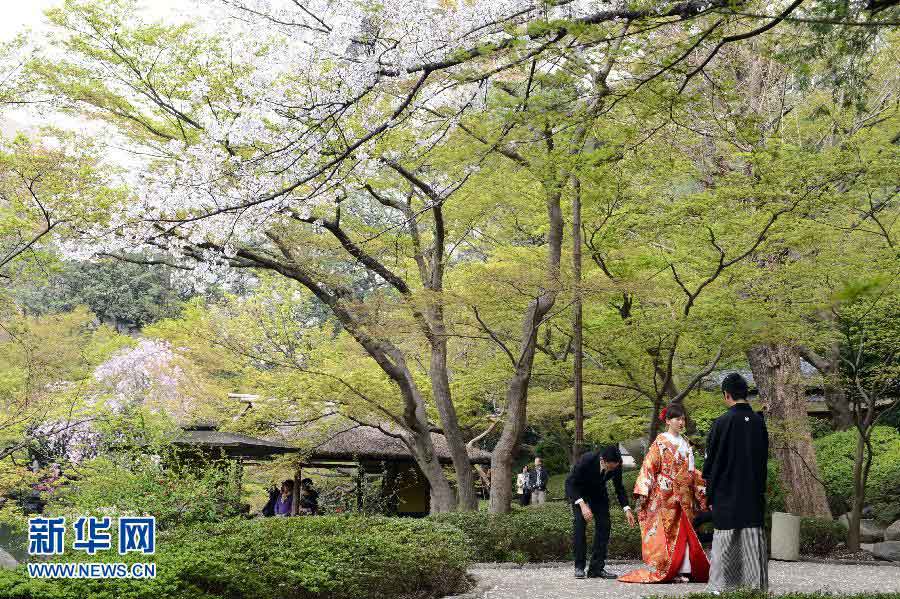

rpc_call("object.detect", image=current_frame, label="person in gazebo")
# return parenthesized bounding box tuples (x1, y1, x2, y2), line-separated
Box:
(273, 479, 295, 517)
(618, 403, 710, 584)
(298, 478, 319, 515)
(262, 487, 278, 517)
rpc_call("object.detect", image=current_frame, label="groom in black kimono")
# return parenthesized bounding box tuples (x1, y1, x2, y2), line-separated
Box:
(702, 372, 770, 593)
(565, 445, 635, 579)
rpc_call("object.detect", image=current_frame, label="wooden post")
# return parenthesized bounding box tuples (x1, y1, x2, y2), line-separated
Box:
(380, 462, 399, 516)
(292, 466, 302, 516)
(235, 458, 244, 514)
(572, 176, 584, 463)
(356, 463, 364, 513)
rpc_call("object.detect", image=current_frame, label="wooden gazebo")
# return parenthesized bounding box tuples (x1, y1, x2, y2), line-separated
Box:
(303, 422, 490, 515)
(174, 421, 490, 517)
(175, 426, 296, 458)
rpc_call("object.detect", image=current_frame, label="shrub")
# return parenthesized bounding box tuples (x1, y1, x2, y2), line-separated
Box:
(815, 426, 900, 522)
(870, 461, 900, 523)
(44, 455, 243, 531)
(547, 473, 567, 501)
(432, 504, 570, 563)
(809, 417, 836, 440)
(432, 501, 641, 563)
(547, 469, 638, 502)
(532, 438, 570, 476)
(798, 517, 844, 556)
(0, 516, 470, 599)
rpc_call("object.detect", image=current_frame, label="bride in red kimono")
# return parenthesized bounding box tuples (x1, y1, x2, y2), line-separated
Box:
(618, 403, 710, 584)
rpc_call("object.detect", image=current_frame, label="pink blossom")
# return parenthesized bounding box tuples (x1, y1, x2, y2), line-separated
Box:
(93, 339, 194, 419)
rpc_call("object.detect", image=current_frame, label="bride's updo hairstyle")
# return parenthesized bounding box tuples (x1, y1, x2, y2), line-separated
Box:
(659, 403, 687, 422)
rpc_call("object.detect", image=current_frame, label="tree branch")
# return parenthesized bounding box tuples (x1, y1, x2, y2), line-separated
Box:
(472, 306, 516, 366)
(681, 0, 806, 92)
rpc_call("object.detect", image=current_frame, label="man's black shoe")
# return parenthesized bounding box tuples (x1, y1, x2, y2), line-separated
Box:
(587, 569, 617, 580)
(574, 568, 586, 579)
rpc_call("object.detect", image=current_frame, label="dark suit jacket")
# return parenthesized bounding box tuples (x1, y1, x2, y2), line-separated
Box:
(299, 489, 319, 514)
(564, 450, 629, 510)
(529, 467, 549, 492)
(702, 402, 769, 530)
(262, 488, 278, 517)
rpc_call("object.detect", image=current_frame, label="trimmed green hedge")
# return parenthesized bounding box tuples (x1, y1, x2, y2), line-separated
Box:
(433, 501, 642, 563)
(0, 517, 470, 599)
(435, 497, 841, 563)
(546, 473, 568, 501)
(546, 469, 640, 502)
(815, 426, 900, 523)
(798, 517, 844, 556)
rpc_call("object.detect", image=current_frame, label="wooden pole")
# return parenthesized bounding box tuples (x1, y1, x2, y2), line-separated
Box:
(355, 463, 364, 513)
(235, 458, 244, 514)
(572, 177, 584, 463)
(292, 466, 302, 516)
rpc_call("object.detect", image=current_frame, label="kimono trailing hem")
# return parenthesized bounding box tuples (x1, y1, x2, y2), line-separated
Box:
(618, 433, 711, 584)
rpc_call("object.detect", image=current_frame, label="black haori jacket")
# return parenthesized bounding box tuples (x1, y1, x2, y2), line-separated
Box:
(702, 403, 769, 530)
(564, 451, 629, 510)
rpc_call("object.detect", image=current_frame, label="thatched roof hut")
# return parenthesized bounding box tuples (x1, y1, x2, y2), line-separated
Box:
(174, 425, 296, 459)
(173, 418, 491, 517)
(175, 421, 490, 465)
(308, 423, 491, 465)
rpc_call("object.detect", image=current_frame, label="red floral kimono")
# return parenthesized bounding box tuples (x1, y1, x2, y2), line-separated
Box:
(618, 433, 710, 584)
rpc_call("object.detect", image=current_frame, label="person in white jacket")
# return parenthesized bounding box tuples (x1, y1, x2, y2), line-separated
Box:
(516, 466, 532, 506)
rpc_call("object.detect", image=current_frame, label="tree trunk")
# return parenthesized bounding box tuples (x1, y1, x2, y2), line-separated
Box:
(430, 336, 478, 510)
(422, 198, 478, 511)
(415, 432, 456, 514)
(339, 313, 458, 513)
(489, 366, 530, 513)
(747, 343, 832, 518)
(572, 178, 585, 463)
(848, 430, 866, 551)
(403, 378, 456, 514)
(276, 259, 462, 513)
(647, 355, 679, 441)
(489, 182, 564, 514)
(485, 39, 623, 509)
(488, 297, 552, 513)
(824, 342, 853, 431)
(800, 343, 853, 431)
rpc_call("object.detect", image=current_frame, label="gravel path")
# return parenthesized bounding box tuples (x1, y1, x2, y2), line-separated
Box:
(451, 561, 900, 598)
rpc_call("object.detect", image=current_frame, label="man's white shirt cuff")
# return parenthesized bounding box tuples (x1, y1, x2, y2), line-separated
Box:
(623, 506, 632, 511)
(574, 498, 584, 505)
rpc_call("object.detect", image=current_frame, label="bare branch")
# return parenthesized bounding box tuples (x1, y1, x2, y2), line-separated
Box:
(681, 0, 806, 92)
(671, 343, 725, 403)
(472, 306, 516, 366)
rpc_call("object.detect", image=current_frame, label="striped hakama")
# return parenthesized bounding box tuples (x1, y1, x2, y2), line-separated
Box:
(706, 527, 768, 593)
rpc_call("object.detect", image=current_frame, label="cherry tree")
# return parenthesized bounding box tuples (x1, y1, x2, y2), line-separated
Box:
(94, 339, 193, 417)
(35, 0, 897, 511)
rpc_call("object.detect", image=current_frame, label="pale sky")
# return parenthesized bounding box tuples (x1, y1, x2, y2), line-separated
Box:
(0, 0, 61, 42)
(0, 0, 190, 42)
(1, 0, 197, 138)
